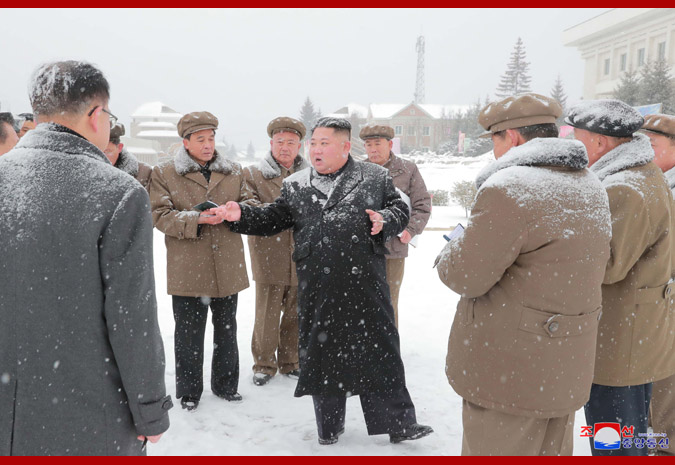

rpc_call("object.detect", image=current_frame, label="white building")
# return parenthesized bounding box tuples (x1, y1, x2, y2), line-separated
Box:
(563, 8, 675, 99)
(128, 102, 183, 164)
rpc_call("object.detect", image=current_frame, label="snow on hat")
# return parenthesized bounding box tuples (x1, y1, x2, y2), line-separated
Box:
(267, 116, 306, 140)
(565, 100, 644, 138)
(478, 93, 562, 138)
(177, 111, 219, 139)
(642, 114, 675, 138)
(359, 124, 395, 141)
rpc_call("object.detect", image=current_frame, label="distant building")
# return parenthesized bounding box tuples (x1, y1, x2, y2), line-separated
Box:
(563, 8, 675, 99)
(130, 102, 183, 161)
(328, 102, 468, 153)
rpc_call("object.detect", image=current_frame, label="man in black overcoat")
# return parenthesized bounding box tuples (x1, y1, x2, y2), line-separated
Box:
(213, 117, 432, 445)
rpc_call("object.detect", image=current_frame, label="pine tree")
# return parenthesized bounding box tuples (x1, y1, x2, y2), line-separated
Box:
(495, 37, 532, 98)
(612, 66, 641, 106)
(550, 75, 568, 112)
(639, 60, 674, 113)
(227, 143, 238, 159)
(299, 97, 321, 133)
(246, 141, 255, 159)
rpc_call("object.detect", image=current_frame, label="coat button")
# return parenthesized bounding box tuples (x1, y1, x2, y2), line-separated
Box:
(548, 322, 559, 333)
(212, 245, 219, 251)
(323, 267, 331, 275)
(162, 399, 173, 410)
(351, 267, 360, 275)
(351, 235, 359, 243)
(322, 236, 330, 244)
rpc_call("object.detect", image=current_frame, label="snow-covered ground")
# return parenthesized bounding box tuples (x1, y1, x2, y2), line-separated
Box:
(149, 155, 594, 455)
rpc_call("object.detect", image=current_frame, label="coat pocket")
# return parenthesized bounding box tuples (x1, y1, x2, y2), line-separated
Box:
(518, 306, 602, 338)
(456, 298, 475, 326)
(292, 242, 311, 262)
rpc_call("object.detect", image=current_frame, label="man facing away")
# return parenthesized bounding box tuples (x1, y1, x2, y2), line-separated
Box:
(567, 100, 674, 456)
(150, 111, 249, 411)
(360, 124, 431, 326)
(0, 60, 171, 456)
(212, 117, 433, 445)
(244, 117, 309, 387)
(436, 93, 612, 455)
(104, 123, 153, 190)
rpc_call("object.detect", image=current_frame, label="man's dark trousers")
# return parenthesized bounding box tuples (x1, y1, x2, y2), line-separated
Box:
(584, 382, 653, 456)
(172, 294, 239, 399)
(312, 386, 417, 440)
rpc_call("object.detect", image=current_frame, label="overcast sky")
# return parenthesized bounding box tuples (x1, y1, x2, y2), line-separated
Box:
(0, 8, 610, 148)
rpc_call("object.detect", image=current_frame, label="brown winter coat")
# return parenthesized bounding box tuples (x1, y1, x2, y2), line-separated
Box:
(374, 153, 431, 258)
(150, 147, 249, 298)
(436, 138, 612, 419)
(243, 152, 310, 285)
(116, 148, 152, 191)
(589, 134, 675, 387)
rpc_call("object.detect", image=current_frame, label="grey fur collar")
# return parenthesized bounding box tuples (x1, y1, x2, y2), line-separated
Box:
(590, 133, 654, 182)
(259, 151, 310, 179)
(174, 146, 236, 176)
(115, 148, 139, 177)
(476, 138, 589, 189)
(665, 167, 675, 192)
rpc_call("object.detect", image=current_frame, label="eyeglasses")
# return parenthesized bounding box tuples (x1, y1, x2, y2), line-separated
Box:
(88, 106, 118, 129)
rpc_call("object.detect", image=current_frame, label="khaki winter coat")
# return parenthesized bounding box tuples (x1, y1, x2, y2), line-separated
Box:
(116, 148, 152, 191)
(436, 138, 612, 419)
(590, 134, 675, 387)
(377, 153, 431, 259)
(150, 147, 249, 298)
(243, 152, 310, 285)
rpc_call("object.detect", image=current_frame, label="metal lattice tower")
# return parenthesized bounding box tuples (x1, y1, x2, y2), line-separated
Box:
(414, 36, 425, 104)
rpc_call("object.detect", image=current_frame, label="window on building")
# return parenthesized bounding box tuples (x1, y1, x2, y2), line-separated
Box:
(394, 125, 402, 135)
(604, 58, 610, 75)
(410, 109, 416, 115)
(408, 126, 415, 136)
(620, 53, 627, 71)
(423, 126, 430, 136)
(658, 42, 666, 61)
(638, 48, 646, 66)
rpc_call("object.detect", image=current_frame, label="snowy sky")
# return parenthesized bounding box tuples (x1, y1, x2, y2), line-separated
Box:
(0, 8, 610, 149)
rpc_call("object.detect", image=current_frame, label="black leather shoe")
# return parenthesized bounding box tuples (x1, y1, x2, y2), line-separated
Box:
(284, 369, 301, 380)
(216, 391, 243, 402)
(253, 373, 272, 386)
(318, 427, 345, 445)
(389, 423, 434, 443)
(180, 396, 200, 412)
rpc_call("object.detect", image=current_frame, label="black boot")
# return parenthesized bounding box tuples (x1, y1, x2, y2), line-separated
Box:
(180, 396, 200, 412)
(389, 423, 434, 443)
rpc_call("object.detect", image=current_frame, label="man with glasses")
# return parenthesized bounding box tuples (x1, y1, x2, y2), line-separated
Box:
(0, 60, 171, 455)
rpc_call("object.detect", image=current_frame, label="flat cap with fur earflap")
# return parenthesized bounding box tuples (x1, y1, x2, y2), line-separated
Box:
(177, 111, 219, 139)
(359, 124, 395, 141)
(565, 99, 643, 138)
(267, 116, 306, 140)
(642, 114, 675, 138)
(109, 123, 125, 141)
(478, 93, 562, 138)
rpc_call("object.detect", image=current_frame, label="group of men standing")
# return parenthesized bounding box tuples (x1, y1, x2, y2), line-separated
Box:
(436, 93, 675, 456)
(1, 58, 674, 456)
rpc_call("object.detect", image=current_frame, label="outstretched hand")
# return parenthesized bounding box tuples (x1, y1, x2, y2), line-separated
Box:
(365, 209, 385, 235)
(209, 201, 242, 222)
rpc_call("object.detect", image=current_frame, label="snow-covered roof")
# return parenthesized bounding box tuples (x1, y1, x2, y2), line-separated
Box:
(132, 101, 183, 119)
(369, 104, 407, 119)
(136, 130, 181, 139)
(125, 146, 158, 155)
(136, 121, 177, 130)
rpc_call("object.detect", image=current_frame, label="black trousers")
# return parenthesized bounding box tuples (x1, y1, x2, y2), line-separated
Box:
(172, 294, 239, 399)
(312, 386, 417, 438)
(584, 382, 653, 456)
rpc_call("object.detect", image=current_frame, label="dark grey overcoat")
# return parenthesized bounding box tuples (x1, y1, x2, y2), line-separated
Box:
(0, 123, 171, 456)
(229, 156, 410, 397)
